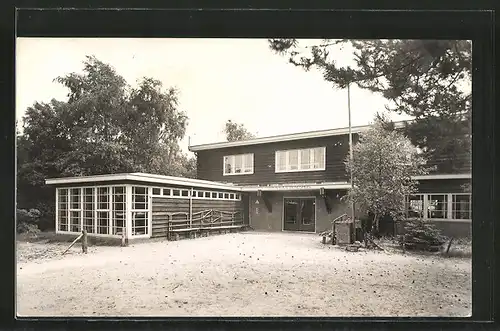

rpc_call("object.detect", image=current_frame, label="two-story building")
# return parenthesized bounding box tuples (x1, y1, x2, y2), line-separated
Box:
(189, 122, 472, 238)
(44, 121, 471, 241)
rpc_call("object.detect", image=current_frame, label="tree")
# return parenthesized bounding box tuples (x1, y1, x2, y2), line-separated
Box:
(268, 39, 471, 173)
(123, 77, 188, 175)
(344, 114, 431, 245)
(223, 120, 256, 142)
(17, 56, 192, 230)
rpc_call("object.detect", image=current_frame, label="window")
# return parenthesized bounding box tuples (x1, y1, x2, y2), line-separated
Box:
(58, 189, 68, 231)
(197, 191, 204, 198)
(131, 186, 149, 236)
(132, 212, 148, 235)
(173, 189, 180, 197)
(405, 193, 472, 222)
(212, 192, 218, 199)
(452, 194, 471, 220)
(406, 194, 424, 218)
(224, 193, 229, 199)
(83, 188, 94, 233)
(69, 188, 81, 232)
(163, 188, 171, 196)
(97, 187, 109, 210)
(96, 187, 110, 234)
(223, 153, 254, 175)
(204, 192, 211, 198)
(427, 194, 448, 219)
(275, 147, 326, 172)
(112, 187, 126, 235)
(132, 187, 148, 210)
(152, 188, 161, 195)
(235, 194, 240, 200)
(218, 192, 223, 199)
(229, 193, 235, 200)
(97, 211, 109, 234)
(181, 190, 189, 197)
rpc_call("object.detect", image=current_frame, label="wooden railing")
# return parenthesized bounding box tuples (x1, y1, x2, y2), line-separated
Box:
(331, 213, 349, 224)
(166, 209, 244, 240)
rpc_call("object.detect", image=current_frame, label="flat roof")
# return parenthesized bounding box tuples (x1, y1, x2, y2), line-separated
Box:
(45, 172, 243, 191)
(189, 121, 408, 151)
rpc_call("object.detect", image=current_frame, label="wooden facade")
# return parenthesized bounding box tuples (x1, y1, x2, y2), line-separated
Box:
(151, 197, 244, 238)
(191, 124, 472, 238)
(196, 134, 357, 185)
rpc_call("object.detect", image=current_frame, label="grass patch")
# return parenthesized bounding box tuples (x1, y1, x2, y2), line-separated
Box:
(17, 231, 123, 246)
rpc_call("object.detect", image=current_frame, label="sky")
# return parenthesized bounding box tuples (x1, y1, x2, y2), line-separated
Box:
(16, 38, 412, 154)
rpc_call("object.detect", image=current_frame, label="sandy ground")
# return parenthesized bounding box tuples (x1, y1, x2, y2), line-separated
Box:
(16, 232, 471, 317)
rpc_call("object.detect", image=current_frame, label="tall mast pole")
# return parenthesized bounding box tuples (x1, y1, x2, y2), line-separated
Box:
(348, 83, 355, 221)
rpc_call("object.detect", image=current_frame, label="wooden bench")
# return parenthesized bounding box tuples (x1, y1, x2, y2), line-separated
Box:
(167, 210, 245, 240)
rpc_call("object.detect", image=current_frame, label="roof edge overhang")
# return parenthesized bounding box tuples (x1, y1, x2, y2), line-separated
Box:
(413, 173, 471, 180)
(189, 121, 408, 152)
(45, 172, 243, 191)
(239, 182, 352, 192)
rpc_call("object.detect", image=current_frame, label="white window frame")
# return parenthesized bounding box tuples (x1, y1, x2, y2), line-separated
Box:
(56, 185, 127, 238)
(451, 193, 472, 220)
(223, 153, 254, 176)
(275, 147, 326, 173)
(82, 187, 95, 234)
(405, 193, 471, 222)
(111, 186, 126, 236)
(56, 188, 69, 232)
(150, 186, 242, 201)
(131, 186, 150, 237)
(96, 186, 112, 235)
(68, 188, 82, 233)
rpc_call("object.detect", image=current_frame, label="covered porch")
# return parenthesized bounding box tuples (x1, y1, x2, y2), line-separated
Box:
(240, 182, 352, 233)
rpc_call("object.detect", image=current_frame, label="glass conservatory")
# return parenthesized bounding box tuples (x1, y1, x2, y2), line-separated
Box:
(46, 172, 245, 240)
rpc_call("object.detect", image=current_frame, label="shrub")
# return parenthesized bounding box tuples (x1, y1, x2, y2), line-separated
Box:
(400, 219, 447, 251)
(16, 208, 42, 237)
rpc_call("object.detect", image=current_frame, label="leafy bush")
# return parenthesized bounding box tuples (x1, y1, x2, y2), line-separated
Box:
(16, 208, 42, 236)
(400, 219, 447, 251)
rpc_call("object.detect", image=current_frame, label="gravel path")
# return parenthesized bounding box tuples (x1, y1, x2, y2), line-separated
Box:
(16, 232, 471, 317)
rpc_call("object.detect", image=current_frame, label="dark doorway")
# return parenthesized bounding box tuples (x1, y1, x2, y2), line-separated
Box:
(283, 198, 316, 232)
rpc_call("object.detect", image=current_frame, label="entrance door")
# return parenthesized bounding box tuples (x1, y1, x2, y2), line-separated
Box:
(283, 198, 316, 232)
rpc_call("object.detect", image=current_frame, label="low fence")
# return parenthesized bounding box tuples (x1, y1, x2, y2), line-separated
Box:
(167, 209, 244, 240)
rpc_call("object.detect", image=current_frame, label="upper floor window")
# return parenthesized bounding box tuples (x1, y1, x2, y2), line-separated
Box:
(275, 147, 326, 173)
(223, 153, 254, 176)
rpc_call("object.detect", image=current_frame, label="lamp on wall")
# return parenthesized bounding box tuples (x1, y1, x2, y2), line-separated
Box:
(320, 187, 325, 196)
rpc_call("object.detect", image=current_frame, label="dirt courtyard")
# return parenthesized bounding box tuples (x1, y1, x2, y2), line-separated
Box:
(16, 232, 471, 317)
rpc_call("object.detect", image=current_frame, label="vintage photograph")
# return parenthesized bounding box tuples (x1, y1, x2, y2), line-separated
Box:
(16, 38, 472, 317)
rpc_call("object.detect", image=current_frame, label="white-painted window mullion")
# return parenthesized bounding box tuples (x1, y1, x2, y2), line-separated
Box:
(126, 185, 132, 239)
(66, 188, 70, 231)
(148, 187, 152, 236)
(447, 193, 453, 220)
(108, 187, 112, 235)
(94, 187, 98, 234)
(55, 188, 59, 233)
(423, 194, 429, 221)
(80, 188, 83, 232)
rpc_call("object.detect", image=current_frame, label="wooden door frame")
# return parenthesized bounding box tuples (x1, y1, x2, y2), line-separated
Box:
(282, 195, 317, 233)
